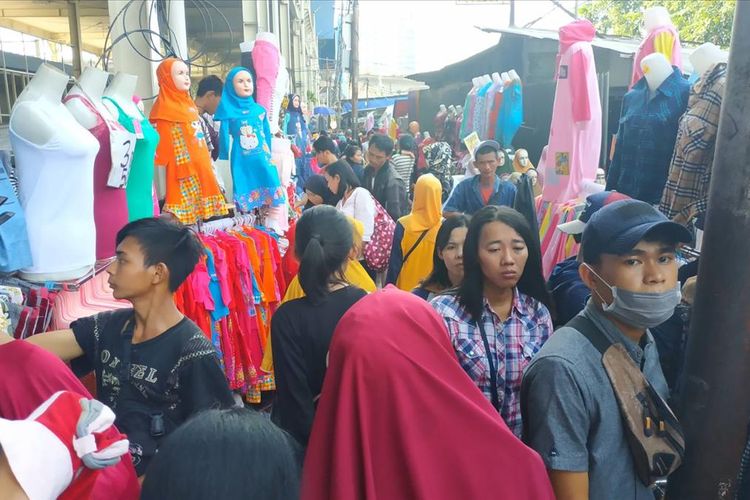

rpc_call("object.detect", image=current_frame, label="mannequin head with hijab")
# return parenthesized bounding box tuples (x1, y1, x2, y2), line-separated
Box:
(233, 69, 254, 98)
(171, 60, 191, 91)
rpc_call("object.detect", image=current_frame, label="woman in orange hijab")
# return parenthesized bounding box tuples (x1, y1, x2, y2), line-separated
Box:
(386, 174, 442, 291)
(150, 57, 227, 224)
(302, 287, 554, 500)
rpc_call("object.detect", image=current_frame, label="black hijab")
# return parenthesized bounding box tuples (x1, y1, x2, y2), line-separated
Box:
(303, 174, 336, 209)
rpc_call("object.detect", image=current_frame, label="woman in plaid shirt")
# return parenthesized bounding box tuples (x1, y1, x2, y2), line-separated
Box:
(430, 206, 554, 437)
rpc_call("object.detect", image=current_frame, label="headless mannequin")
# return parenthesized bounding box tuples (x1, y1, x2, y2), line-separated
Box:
(439, 104, 447, 113)
(65, 67, 115, 129)
(690, 43, 727, 77)
(448, 104, 456, 117)
(481, 74, 492, 86)
(103, 72, 140, 119)
(508, 69, 520, 82)
(491, 72, 501, 84)
(641, 53, 673, 94)
(644, 6, 671, 33)
(456, 105, 463, 116)
(11, 63, 98, 281)
(501, 72, 512, 85)
(10, 63, 69, 146)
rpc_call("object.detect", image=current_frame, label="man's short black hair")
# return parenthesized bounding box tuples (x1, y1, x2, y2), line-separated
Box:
(368, 134, 394, 156)
(116, 218, 204, 292)
(196, 75, 223, 98)
(313, 135, 338, 155)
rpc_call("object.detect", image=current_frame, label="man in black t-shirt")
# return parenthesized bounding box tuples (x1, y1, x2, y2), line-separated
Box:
(28, 218, 234, 477)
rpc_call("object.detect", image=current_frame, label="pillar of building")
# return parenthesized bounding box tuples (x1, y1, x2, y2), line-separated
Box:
(106, 0, 160, 107)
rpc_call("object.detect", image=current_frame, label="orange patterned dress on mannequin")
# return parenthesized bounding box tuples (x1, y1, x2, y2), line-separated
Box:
(150, 58, 227, 224)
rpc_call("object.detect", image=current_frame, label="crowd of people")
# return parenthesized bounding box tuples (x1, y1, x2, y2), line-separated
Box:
(0, 111, 701, 499)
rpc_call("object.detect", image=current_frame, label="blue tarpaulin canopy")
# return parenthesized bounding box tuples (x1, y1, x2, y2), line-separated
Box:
(341, 95, 408, 114)
(313, 106, 335, 116)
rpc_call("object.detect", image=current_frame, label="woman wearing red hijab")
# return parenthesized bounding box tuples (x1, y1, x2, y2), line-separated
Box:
(302, 286, 554, 500)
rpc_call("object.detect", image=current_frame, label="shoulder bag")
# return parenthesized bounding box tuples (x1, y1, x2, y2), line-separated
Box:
(568, 315, 685, 486)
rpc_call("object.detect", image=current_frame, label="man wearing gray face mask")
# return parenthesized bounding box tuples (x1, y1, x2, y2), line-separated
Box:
(521, 199, 692, 500)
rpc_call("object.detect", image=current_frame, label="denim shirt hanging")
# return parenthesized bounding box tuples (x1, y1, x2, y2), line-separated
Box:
(606, 67, 690, 204)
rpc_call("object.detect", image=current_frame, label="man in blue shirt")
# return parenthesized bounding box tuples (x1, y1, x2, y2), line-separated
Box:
(523, 199, 692, 500)
(443, 140, 516, 216)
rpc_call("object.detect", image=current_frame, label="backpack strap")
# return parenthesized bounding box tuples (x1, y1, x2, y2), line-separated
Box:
(567, 315, 612, 355)
(402, 229, 429, 265)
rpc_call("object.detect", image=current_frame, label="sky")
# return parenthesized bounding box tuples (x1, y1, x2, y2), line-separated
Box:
(357, 0, 581, 76)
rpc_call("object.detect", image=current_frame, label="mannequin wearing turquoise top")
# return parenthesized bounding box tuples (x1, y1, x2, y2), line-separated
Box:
(102, 96, 159, 220)
(215, 66, 285, 211)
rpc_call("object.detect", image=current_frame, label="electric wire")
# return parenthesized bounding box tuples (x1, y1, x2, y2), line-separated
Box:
(96, 0, 235, 72)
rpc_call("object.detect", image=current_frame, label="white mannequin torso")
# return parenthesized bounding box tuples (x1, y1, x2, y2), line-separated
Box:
(641, 53, 673, 93)
(508, 69, 520, 82)
(501, 72, 512, 85)
(643, 6, 672, 33)
(9, 64, 99, 281)
(103, 72, 140, 120)
(690, 43, 728, 77)
(10, 63, 70, 146)
(65, 67, 114, 129)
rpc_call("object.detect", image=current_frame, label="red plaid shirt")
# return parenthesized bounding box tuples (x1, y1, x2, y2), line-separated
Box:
(431, 289, 553, 437)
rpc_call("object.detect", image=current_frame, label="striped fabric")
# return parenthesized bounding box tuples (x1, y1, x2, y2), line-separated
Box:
(660, 62, 727, 224)
(536, 198, 580, 279)
(391, 153, 415, 182)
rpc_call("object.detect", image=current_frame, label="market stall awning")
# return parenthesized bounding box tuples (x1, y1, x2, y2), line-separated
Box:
(341, 95, 408, 114)
(314, 106, 335, 116)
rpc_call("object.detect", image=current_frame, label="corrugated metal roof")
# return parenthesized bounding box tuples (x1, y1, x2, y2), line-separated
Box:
(479, 26, 695, 70)
(481, 26, 642, 54)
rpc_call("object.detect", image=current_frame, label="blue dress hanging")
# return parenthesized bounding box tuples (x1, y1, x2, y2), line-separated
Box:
(0, 153, 32, 272)
(216, 66, 286, 212)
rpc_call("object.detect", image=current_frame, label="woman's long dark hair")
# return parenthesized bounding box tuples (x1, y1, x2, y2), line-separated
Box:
(458, 206, 552, 322)
(421, 214, 471, 291)
(325, 159, 360, 200)
(141, 408, 301, 500)
(295, 205, 352, 304)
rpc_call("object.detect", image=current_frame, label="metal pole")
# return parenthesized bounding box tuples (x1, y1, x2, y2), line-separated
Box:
(67, 0, 83, 77)
(599, 71, 609, 169)
(509, 0, 516, 27)
(668, 2, 750, 498)
(350, 0, 359, 130)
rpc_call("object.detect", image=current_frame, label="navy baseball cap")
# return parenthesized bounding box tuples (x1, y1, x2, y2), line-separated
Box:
(581, 199, 692, 263)
(558, 191, 631, 235)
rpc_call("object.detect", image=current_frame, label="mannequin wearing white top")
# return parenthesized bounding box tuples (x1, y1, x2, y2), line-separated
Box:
(690, 43, 728, 77)
(65, 66, 116, 129)
(641, 53, 673, 93)
(10, 63, 99, 281)
(10, 63, 69, 146)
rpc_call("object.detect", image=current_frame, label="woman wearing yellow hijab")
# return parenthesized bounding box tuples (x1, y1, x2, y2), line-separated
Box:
(386, 174, 443, 291)
(260, 216, 375, 373)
